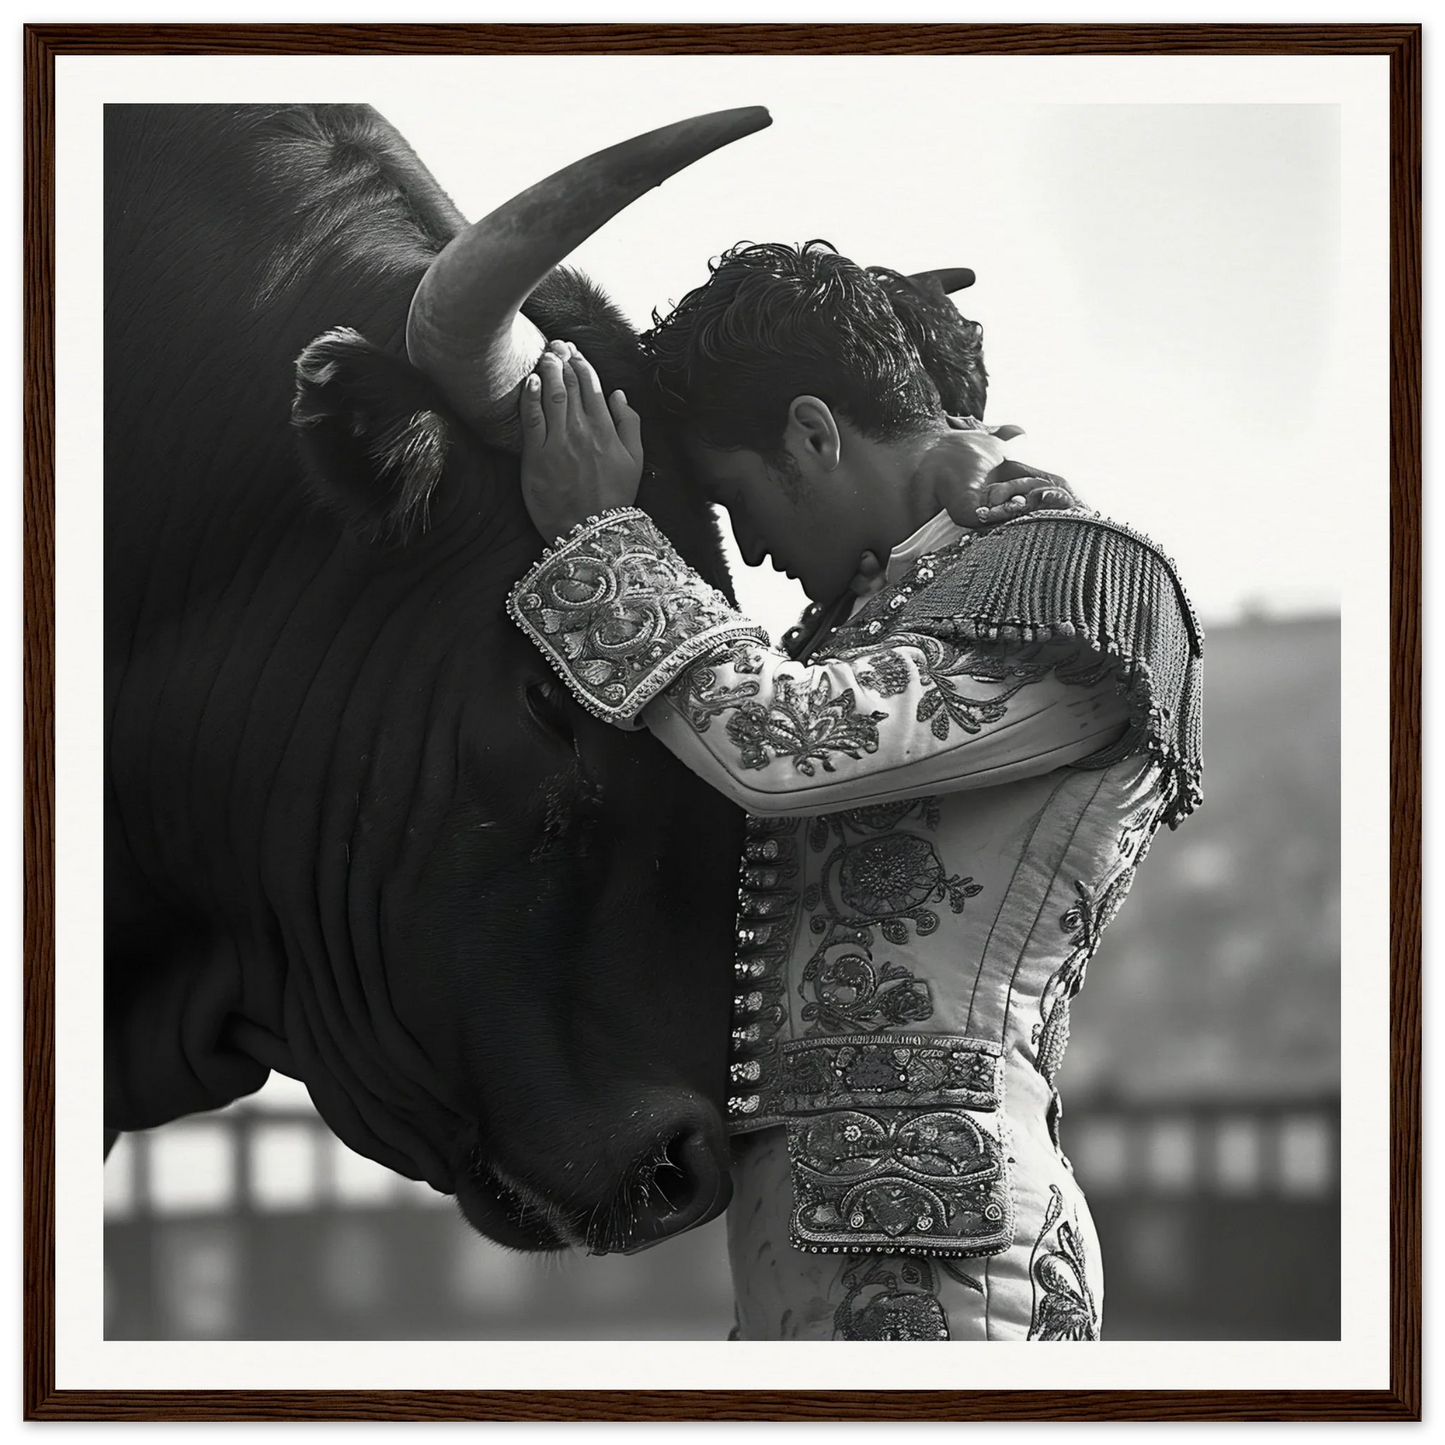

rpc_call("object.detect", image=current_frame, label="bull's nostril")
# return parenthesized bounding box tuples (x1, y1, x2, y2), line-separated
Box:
(612, 1128, 731, 1255)
(653, 1130, 706, 1211)
(653, 1156, 690, 1214)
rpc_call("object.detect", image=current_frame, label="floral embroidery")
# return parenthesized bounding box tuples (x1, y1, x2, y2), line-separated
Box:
(723, 673, 889, 777)
(833, 1255, 951, 1341)
(675, 654, 763, 732)
(674, 641, 766, 732)
(826, 833, 983, 938)
(849, 632, 1015, 740)
(1034, 866, 1142, 1085)
(844, 613, 1116, 743)
(854, 649, 911, 698)
(795, 830, 981, 1037)
(508, 508, 766, 722)
(800, 954, 934, 1033)
(788, 1107, 1013, 1256)
(678, 641, 893, 776)
(1027, 1185, 1100, 1340)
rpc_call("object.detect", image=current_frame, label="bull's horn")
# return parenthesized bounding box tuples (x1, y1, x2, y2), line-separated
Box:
(407, 106, 773, 451)
(909, 267, 976, 294)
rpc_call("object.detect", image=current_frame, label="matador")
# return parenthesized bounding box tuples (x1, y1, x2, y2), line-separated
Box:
(508, 243, 1202, 1340)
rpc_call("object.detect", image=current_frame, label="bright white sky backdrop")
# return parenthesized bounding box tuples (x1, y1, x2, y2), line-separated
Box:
(375, 58, 1343, 637)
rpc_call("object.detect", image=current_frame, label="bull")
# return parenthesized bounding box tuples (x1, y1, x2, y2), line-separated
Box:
(104, 103, 770, 1254)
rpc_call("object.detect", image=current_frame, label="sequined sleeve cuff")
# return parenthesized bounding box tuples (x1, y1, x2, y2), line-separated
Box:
(506, 507, 769, 726)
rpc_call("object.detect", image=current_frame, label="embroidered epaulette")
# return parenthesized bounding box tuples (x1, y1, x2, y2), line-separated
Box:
(878, 512, 1204, 829)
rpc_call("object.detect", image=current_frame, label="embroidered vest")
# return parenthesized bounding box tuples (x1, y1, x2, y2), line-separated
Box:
(725, 514, 1202, 1258)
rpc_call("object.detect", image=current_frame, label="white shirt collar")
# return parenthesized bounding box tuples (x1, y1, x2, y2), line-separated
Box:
(843, 510, 969, 622)
(885, 509, 968, 583)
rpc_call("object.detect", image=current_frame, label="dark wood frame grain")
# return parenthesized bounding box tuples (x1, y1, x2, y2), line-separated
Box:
(24, 22, 1420, 1422)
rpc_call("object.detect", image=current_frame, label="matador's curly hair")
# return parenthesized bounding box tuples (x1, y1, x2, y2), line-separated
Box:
(640, 240, 987, 460)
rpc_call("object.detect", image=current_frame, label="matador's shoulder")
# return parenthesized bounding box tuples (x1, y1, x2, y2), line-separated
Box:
(904, 510, 1202, 652)
(891, 511, 1204, 828)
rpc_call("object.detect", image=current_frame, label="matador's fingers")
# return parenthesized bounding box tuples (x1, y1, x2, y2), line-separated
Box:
(565, 342, 610, 420)
(519, 371, 546, 450)
(538, 349, 570, 432)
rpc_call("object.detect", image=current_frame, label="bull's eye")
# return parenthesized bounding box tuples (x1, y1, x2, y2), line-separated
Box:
(524, 678, 574, 745)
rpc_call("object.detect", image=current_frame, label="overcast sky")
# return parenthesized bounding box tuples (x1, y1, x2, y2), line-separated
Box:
(363, 58, 1344, 637)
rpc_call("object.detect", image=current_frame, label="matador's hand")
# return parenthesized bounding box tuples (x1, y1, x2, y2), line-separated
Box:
(921, 416, 1088, 529)
(519, 339, 644, 543)
(848, 420, 1090, 602)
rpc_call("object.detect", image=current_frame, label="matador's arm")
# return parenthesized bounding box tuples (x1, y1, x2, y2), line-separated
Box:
(509, 508, 1202, 825)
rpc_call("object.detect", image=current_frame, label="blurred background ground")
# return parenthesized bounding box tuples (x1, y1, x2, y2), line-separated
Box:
(104, 613, 1340, 1341)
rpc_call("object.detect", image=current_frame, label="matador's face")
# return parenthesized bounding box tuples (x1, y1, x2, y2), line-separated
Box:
(684, 432, 893, 606)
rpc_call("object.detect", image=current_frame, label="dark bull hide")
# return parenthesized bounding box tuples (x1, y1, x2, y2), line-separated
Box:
(104, 103, 769, 1254)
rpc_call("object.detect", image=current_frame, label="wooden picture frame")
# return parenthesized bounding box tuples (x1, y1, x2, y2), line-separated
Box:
(23, 22, 1420, 1422)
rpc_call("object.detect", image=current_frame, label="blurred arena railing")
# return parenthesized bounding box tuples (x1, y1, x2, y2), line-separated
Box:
(103, 1089, 1339, 1341)
(1067, 1095, 1340, 1339)
(103, 1079, 736, 1341)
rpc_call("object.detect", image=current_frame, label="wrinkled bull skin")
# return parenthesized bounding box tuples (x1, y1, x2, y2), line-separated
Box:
(104, 104, 746, 1253)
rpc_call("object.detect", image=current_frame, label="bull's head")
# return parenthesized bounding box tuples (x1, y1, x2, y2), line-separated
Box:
(274, 111, 772, 1253)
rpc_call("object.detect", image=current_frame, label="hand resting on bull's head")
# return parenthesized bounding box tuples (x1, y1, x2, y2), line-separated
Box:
(517, 340, 646, 542)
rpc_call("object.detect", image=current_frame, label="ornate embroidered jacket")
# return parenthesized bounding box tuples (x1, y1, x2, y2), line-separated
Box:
(509, 504, 1202, 1340)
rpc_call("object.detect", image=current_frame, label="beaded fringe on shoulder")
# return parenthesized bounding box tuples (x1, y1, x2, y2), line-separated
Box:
(897, 513, 1204, 829)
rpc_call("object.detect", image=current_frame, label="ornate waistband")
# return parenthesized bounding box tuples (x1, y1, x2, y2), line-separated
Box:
(779, 1034, 1015, 1258)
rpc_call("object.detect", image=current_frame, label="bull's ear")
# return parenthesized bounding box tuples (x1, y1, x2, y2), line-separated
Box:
(292, 327, 454, 544)
(867, 266, 988, 422)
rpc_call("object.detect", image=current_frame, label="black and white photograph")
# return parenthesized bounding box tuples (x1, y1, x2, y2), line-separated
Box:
(32, 28, 1409, 1406)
